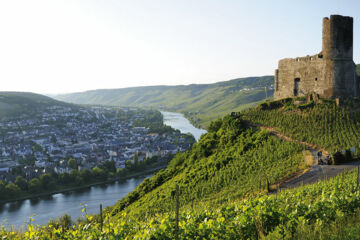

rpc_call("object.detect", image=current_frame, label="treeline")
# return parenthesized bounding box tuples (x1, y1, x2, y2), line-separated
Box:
(0, 157, 160, 202)
(132, 109, 176, 134)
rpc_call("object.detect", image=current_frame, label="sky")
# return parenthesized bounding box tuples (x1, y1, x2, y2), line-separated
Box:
(0, 0, 359, 94)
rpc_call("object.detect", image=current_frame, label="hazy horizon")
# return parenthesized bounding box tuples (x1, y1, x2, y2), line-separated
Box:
(1, 0, 359, 94)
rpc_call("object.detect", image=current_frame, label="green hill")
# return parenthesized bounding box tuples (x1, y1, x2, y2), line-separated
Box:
(242, 97, 360, 156)
(109, 115, 304, 218)
(54, 76, 274, 128)
(0, 92, 72, 119)
(4, 166, 357, 239)
(2, 70, 360, 238)
(105, 98, 360, 215)
(3, 99, 360, 239)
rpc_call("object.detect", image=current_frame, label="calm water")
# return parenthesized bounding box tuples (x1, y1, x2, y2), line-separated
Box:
(161, 111, 207, 141)
(0, 111, 206, 229)
(0, 175, 152, 229)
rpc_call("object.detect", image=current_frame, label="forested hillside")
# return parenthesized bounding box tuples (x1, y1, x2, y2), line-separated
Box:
(0, 92, 72, 119)
(54, 76, 274, 128)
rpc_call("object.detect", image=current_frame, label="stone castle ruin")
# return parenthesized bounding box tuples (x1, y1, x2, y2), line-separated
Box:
(274, 15, 359, 100)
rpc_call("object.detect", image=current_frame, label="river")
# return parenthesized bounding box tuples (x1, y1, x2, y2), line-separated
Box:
(0, 111, 206, 229)
(161, 111, 207, 141)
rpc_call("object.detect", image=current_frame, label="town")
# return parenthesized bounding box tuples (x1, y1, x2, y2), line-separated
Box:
(0, 105, 195, 183)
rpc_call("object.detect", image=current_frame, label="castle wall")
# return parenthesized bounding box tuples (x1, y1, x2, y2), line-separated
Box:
(274, 15, 358, 100)
(274, 55, 330, 99)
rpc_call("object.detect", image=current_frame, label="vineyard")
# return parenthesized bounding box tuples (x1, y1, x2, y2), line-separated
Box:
(1, 165, 360, 239)
(3, 99, 360, 239)
(242, 98, 360, 157)
(109, 115, 305, 219)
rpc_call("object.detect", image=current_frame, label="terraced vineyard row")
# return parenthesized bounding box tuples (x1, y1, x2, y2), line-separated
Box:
(243, 98, 360, 156)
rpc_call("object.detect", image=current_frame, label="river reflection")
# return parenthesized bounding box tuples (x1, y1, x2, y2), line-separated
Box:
(161, 111, 207, 141)
(0, 174, 152, 229)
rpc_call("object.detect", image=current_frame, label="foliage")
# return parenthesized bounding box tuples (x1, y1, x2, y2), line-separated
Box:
(243, 98, 360, 157)
(2, 167, 360, 239)
(55, 76, 274, 128)
(14, 176, 28, 191)
(110, 115, 304, 219)
(67, 158, 77, 169)
(28, 178, 42, 193)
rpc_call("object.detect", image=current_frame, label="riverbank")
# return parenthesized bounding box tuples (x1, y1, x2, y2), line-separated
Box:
(0, 111, 204, 227)
(161, 111, 206, 141)
(0, 164, 166, 205)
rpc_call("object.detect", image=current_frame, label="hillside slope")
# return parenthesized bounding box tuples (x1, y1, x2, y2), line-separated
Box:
(55, 76, 274, 128)
(108, 98, 360, 229)
(0, 92, 72, 119)
(4, 102, 360, 238)
(242, 97, 360, 156)
(109, 115, 305, 219)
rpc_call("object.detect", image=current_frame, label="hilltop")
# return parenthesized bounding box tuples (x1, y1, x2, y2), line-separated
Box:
(54, 76, 274, 128)
(0, 92, 73, 119)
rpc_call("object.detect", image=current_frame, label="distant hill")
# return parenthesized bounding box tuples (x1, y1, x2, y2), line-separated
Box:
(55, 76, 274, 128)
(0, 92, 72, 119)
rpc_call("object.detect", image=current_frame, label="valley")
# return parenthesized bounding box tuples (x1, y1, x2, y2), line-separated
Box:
(2, 3, 360, 239)
(54, 76, 274, 128)
(3, 97, 360, 238)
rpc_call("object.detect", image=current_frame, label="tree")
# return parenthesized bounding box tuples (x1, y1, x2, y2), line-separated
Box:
(92, 166, 107, 179)
(29, 178, 42, 193)
(116, 168, 125, 176)
(133, 153, 139, 165)
(80, 169, 92, 182)
(101, 160, 116, 173)
(5, 183, 21, 198)
(40, 174, 53, 190)
(75, 176, 84, 186)
(70, 169, 79, 182)
(0, 181, 7, 197)
(67, 158, 77, 169)
(59, 173, 72, 185)
(125, 160, 132, 169)
(15, 176, 28, 191)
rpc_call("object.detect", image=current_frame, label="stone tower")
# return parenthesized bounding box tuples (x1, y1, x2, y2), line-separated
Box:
(274, 15, 358, 100)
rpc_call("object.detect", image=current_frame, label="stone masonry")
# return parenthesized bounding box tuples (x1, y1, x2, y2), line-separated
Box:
(274, 15, 359, 100)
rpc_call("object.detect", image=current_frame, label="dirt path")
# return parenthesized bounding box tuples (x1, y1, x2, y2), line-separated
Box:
(259, 126, 329, 155)
(280, 159, 360, 189)
(257, 125, 360, 189)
